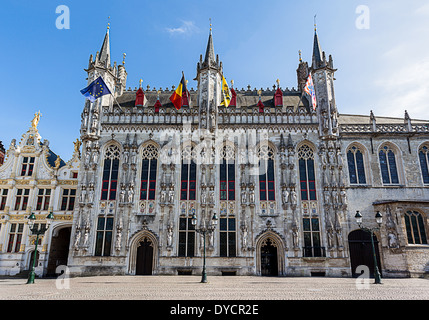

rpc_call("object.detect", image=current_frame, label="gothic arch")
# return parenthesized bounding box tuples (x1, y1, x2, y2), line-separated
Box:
(128, 229, 159, 275)
(255, 230, 286, 276)
(139, 140, 161, 155)
(345, 141, 371, 185)
(100, 140, 123, 155)
(417, 141, 429, 185)
(295, 139, 316, 153)
(255, 140, 278, 156)
(377, 141, 404, 185)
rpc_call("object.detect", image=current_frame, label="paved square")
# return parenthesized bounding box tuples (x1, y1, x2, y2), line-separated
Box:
(0, 276, 427, 300)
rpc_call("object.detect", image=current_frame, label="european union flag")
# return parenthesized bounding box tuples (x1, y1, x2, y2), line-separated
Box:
(80, 76, 111, 102)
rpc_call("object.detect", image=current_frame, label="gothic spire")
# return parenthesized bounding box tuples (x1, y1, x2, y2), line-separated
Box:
(98, 20, 111, 66)
(312, 26, 323, 70)
(204, 20, 216, 67)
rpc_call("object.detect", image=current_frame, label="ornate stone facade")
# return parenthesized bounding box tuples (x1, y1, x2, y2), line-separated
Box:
(0, 114, 79, 276)
(1, 26, 428, 278)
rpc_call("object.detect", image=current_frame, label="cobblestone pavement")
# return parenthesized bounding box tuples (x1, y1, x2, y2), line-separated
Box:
(0, 276, 428, 300)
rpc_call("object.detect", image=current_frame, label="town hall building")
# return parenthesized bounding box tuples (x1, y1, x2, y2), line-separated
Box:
(0, 24, 428, 279)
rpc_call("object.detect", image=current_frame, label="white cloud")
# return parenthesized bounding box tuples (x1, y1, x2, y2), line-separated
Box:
(372, 56, 429, 119)
(165, 20, 199, 36)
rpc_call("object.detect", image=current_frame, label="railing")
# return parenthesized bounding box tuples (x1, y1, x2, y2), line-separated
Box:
(339, 123, 429, 134)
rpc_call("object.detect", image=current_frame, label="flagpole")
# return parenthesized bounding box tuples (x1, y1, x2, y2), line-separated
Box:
(110, 93, 125, 113)
(294, 93, 303, 113)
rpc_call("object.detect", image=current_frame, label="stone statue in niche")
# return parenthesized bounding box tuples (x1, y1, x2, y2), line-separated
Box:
(281, 188, 289, 204)
(241, 188, 247, 205)
(241, 222, 248, 249)
(167, 223, 173, 247)
(128, 185, 134, 203)
(290, 189, 297, 205)
(73, 227, 81, 250)
(119, 185, 126, 203)
(168, 186, 175, 204)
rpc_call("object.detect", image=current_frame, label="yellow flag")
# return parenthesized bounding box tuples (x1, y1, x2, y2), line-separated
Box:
(220, 74, 231, 107)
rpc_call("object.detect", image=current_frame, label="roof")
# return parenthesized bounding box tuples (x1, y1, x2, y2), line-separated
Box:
(114, 88, 306, 110)
(338, 114, 429, 125)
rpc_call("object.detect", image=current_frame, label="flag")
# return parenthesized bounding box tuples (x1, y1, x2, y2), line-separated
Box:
(303, 73, 317, 110)
(80, 76, 111, 102)
(169, 73, 189, 110)
(220, 74, 231, 107)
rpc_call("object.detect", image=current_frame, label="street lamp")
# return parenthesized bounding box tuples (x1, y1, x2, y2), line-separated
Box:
(192, 211, 218, 283)
(26, 211, 54, 284)
(354, 210, 383, 284)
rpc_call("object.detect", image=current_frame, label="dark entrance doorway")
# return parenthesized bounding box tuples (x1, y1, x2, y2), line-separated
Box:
(136, 237, 153, 275)
(348, 230, 382, 278)
(260, 239, 278, 276)
(47, 227, 71, 276)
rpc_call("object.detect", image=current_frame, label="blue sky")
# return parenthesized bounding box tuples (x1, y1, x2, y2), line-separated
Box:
(1, 0, 428, 161)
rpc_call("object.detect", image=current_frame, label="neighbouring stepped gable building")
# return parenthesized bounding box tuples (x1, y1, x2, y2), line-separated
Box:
(0, 114, 80, 277)
(1, 25, 429, 279)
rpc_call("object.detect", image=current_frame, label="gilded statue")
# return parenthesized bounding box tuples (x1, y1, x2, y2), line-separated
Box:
(31, 111, 42, 129)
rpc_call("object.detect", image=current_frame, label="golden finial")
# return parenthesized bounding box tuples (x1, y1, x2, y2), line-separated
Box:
(209, 18, 212, 33)
(299, 50, 302, 62)
(107, 16, 110, 30)
(231, 79, 234, 88)
(139, 79, 143, 88)
(257, 89, 262, 98)
(122, 53, 126, 65)
(276, 79, 280, 88)
(314, 14, 317, 31)
(31, 111, 42, 130)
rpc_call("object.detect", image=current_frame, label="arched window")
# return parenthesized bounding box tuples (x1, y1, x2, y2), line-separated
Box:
(101, 145, 120, 200)
(418, 145, 429, 185)
(298, 144, 316, 201)
(258, 145, 275, 201)
(347, 145, 367, 185)
(140, 144, 159, 201)
(404, 211, 427, 245)
(220, 145, 235, 201)
(180, 145, 197, 201)
(379, 144, 399, 185)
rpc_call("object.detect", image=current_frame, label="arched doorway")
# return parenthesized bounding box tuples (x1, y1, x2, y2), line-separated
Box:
(256, 231, 285, 276)
(261, 239, 278, 276)
(348, 230, 382, 278)
(136, 237, 154, 275)
(47, 227, 71, 276)
(128, 230, 158, 275)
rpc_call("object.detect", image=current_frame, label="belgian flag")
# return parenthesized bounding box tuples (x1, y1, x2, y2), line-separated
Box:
(169, 72, 189, 110)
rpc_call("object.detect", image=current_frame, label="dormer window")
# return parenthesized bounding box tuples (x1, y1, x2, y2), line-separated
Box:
(21, 157, 35, 176)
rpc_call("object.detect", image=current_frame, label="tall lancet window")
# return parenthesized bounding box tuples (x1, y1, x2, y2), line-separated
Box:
(298, 145, 316, 201)
(379, 145, 399, 185)
(347, 145, 367, 185)
(180, 145, 197, 201)
(258, 145, 275, 201)
(140, 144, 159, 201)
(101, 145, 120, 201)
(419, 145, 429, 185)
(220, 145, 236, 201)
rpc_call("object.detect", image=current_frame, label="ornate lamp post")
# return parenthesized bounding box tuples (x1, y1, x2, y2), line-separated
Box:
(354, 210, 383, 284)
(26, 211, 54, 284)
(191, 211, 218, 283)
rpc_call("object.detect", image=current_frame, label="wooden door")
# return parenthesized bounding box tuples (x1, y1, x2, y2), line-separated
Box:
(348, 230, 382, 278)
(261, 239, 278, 276)
(136, 238, 153, 275)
